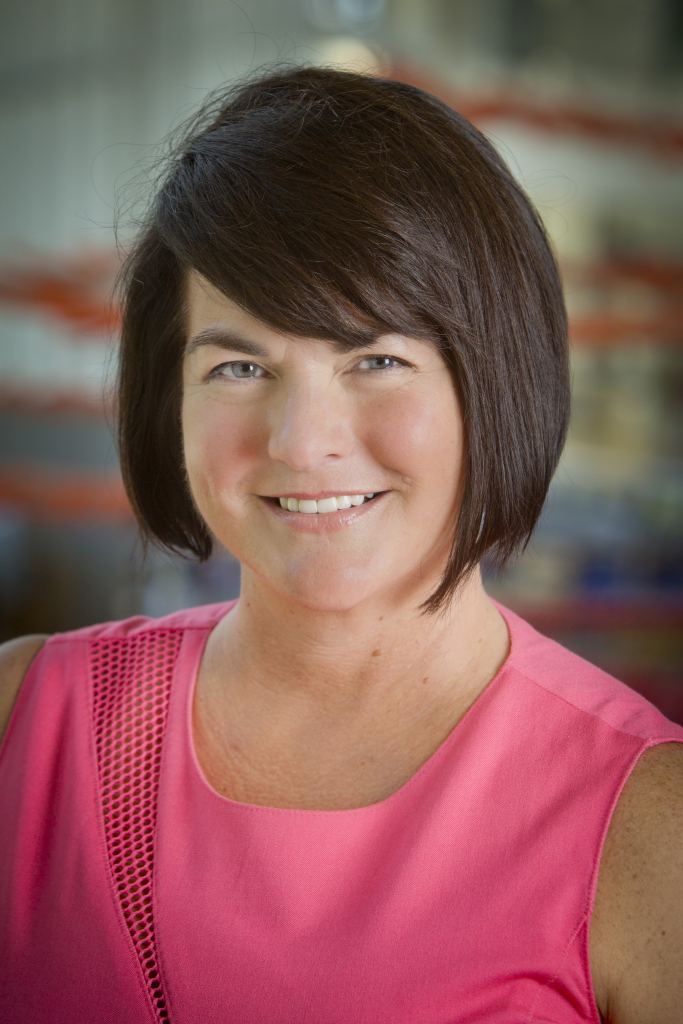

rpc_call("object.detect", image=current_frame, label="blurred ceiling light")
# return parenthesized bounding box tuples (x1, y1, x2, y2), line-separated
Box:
(312, 37, 388, 75)
(302, 0, 386, 32)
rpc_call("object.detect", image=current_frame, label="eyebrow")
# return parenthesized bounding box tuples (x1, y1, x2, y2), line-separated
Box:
(185, 324, 383, 358)
(185, 326, 271, 359)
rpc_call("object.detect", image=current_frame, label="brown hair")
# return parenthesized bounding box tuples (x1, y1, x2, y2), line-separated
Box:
(115, 62, 570, 615)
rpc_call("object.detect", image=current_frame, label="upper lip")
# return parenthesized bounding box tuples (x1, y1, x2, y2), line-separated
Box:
(263, 491, 383, 500)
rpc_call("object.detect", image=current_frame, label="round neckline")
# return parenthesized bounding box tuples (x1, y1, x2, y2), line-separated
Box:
(184, 597, 517, 816)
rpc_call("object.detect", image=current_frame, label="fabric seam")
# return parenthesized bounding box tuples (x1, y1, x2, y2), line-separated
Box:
(524, 912, 588, 1024)
(507, 660, 675, 744)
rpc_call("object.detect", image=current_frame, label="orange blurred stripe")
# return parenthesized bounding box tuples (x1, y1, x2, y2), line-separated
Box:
(391, 62, 683, 160)
(0, 468, 132, 522)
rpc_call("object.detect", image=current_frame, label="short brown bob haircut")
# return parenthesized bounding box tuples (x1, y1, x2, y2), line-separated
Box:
(116, 62, 570, 616)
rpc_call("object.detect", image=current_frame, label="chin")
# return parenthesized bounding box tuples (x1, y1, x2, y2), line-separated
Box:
(260, 558, 386, 613)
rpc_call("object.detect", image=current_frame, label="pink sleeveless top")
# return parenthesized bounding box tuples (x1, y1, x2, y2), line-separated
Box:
(2, 598, 682, 1024)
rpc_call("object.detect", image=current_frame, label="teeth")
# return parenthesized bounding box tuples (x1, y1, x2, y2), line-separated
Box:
(277, 494, 376, 514)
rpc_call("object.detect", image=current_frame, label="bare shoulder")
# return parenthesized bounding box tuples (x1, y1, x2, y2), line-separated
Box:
(590, 741, 683, 1024)
(0, 634, 50, 746)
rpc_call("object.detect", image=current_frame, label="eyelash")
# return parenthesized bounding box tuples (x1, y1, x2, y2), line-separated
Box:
(207, 355, 410, 381)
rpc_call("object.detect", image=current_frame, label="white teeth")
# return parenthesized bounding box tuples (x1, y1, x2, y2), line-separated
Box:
(275, 493, 377, 514)
(315, 497, 339, 514)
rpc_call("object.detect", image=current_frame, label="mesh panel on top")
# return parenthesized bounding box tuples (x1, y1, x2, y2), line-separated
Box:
(91, 629, 183, 1023)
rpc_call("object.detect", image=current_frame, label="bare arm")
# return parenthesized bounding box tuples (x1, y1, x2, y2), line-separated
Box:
(591, 742, 683, 1024)
(0, 635, 49, 747)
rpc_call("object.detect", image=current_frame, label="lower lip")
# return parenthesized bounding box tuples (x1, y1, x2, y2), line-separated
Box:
(258, 493, 389, 532)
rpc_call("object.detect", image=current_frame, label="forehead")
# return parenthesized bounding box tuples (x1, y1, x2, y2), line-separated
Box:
(184, 271, 443, 363)
(185, 272, 357, 358)
(186, 272, 260, 336)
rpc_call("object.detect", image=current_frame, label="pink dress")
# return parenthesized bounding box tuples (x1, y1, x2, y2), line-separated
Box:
(2, 598, 682, 1024)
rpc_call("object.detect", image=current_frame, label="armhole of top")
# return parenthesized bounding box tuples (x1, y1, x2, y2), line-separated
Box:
(0, 635, 50, 760)
(582, 735, 683, 1024)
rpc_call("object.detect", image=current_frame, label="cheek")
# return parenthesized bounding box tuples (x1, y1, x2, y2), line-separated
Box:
(181, 395, 259, 491)
(367, 387, 463, 478)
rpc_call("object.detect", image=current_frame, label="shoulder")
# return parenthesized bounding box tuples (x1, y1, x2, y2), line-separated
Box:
(0, 603, 233, 744)
(507, 612, 654, 718)
(0, 634, 50, 746)
(591, 741, 683, 1024)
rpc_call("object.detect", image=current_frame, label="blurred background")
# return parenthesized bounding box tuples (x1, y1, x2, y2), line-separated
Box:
(1, 0, 681, 720)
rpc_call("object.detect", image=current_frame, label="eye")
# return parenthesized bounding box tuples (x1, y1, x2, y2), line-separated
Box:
(208, 360, 268, 381)
(356, 355, 409, 371)
(204, 354, 410, 381)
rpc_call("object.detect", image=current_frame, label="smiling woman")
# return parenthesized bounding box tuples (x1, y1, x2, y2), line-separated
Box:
(180, 270, 467, 611)
(1, 62, 682, 1024)
(116, 71, 570, 615)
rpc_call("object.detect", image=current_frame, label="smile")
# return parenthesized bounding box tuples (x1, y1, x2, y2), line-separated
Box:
(259, 492, 387, 531)
(276, 494, 375, 514)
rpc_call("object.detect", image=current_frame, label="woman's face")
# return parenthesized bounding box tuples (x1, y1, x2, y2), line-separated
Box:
(181, 272, 466, 612)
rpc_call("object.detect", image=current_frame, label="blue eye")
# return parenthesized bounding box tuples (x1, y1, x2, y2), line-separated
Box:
(358, 355, 406, 371)
(209, 361, 266, 380)
(206, 354, 408, 381)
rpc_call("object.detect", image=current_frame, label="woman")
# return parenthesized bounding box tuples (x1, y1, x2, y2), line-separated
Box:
(1, 64, 681, 1024)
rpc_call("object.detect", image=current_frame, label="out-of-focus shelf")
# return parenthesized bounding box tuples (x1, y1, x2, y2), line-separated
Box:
(506, 597, 683, 722)
(569, 313, 682, 345)
(508, 597, 683, 631)
(390, 61, 683, 159)
(1, 250, 682, 355)
(0, 388, 110, 416)
(563, 257, 683, 292)
(0, 469, 130, 521)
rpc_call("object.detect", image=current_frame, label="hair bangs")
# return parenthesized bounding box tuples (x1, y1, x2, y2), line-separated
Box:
(154, 131, 448, 353)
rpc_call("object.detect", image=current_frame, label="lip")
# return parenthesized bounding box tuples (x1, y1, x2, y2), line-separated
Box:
(263, 491, 379, 500)
(258, 491, 389, 532)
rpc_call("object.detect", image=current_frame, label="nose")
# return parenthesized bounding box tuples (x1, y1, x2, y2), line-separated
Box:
(267, 379, 353, 470)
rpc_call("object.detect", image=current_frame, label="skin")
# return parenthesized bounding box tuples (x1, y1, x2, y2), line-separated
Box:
(589, 742, 683, 1024)
(181, 270, 510, 752)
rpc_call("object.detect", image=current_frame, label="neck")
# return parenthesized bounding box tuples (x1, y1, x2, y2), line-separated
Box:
(206, 567, 510, 729)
